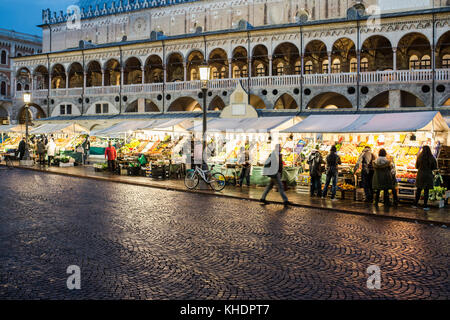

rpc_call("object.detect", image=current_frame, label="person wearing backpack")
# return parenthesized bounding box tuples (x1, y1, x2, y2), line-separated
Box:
(354, 146, 376, 202)
(260, 144, 291, 206)
(307, 148, 324, 197)
(322, 145, 341, 200)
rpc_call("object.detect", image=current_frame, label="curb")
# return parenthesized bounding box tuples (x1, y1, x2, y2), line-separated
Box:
(5, 164, 450, 228)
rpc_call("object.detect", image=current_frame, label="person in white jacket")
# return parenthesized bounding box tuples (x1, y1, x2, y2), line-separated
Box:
(46, 138, 57, 166)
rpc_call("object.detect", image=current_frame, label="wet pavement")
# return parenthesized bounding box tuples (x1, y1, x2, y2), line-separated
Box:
(0, 169, 449, 300)
(5, 162, 450, 226)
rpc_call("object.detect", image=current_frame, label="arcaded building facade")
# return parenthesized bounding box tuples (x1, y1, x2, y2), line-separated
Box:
(11, 0, 450, 127)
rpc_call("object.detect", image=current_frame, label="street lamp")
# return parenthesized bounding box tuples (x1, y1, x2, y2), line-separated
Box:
(23, 92, 31, 160)
(198, 63, 210, 166)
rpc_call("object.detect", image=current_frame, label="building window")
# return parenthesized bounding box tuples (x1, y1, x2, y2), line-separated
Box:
(361, 58, 369, 72)
(1, 51, 6, 65)
(322, 60, 329, 73)
(17, 83, 22, 91)
(421, 55, 431, 69)
(350, 58, 357, 73)
(60, 104, 73, 115)
(443, 55, 450, 69)
(305, 61, 313, 74)
(25, 84, 30, 91)
(332, 59, 341, 73)
(295, 61, 301, 75)
(102, 103, 109, 114)
(67, 104, 72, 114)
(409, 55, 420, 70)
(0, 81, 6, 95)
(60, 105, 66, 115)
(256, 64, 265, 77)
(241, 65, 248, 78)
(95, 104, 102, 114)
(191, 69, 198, 81)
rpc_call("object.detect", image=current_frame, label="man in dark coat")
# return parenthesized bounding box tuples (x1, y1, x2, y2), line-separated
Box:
(307, 149, 324, 197)
(354, 146, 375, 202)
(17, 138, 26, 160)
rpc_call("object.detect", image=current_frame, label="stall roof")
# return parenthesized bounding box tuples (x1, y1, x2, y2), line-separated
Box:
(0, 124, 29, 133)
(30, 123, 89, 135)
(282, 111, 449, 133)
(189, 116, 296, 132)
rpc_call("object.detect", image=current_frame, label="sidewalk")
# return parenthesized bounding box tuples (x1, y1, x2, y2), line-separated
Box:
(4, 162, 450, 227)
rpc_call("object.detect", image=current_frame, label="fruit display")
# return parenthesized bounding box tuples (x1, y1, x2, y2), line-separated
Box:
(397, 172, 417, 180)
(338, 183, 356, 191)
(0, 136, 21, 152)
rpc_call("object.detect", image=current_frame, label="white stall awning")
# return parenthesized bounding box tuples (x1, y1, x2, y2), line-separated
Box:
(282, 112, 449, 133)
(189, 116, 297, 133)
(0, 124, 29, 133)
(30, 123, 89, 135)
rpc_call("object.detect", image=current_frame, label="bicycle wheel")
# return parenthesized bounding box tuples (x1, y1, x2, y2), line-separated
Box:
(184, 171, 199, 190)
(210, 172, 226, 191)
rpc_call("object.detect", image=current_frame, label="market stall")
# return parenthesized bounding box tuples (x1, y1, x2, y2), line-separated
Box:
(189, 116, 301, 186)
(282, 111, 449, 204)
(0, 125, 29, 153)
(30, 123, 90, 165)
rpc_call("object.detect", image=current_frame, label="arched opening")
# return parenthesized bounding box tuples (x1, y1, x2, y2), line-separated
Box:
(0, 81, 6, 96)
(304, 40, 328, 74)
(124, 57, 142, 85)
(209, 48, 228, 79)
(51, 64, 66, 89)
(208, 96, 226, 111)
(145, 55, 163, 83)
(366, 90, 425, 108)
(361, 35, 393, 71)
(167, 52, 184, 82)
(17, 83, 22, 91)
(252, 45, 269, 77)
(125, 99, 159, 112)
(397, 33, 431, 70)
(274, 93, 298, 110)
(272, 42, 300, 76)
(33, 65, 49, 90)
(168, 97, 201, 112)
(307, 92, 353, 109)
(68, 62, 84, 88)
(0, 105, 9, 122)
(400, 91, 425, 107)
(232, 46, 248, 78)
(365, 91, 389, 108)
(249, 94, 266, 109)
(1, 50, 7, 65)
(18, 104, 46, 124)
(331, 38, 356, 73)
(104, 59, 121, 86)
(86, 61, 102, 87)
(186, 51, 204, 81)
(437, 31, 450, 68)
(16, 67, 31, 91)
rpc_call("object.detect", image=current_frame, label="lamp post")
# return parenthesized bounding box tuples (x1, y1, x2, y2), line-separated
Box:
(23, 92, 31, 161)
(198, 63, 210, 166)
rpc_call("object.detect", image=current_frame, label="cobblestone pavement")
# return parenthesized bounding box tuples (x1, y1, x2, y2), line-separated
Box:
(0, 170, 449, 300)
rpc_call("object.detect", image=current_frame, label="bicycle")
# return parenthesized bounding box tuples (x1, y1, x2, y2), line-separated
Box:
(184, 165, 226, 192)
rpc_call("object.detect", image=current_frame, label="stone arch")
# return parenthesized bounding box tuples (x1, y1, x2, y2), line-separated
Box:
(86, 60, 102, 87)
(186, 50, 204, 81)
(361, 35, 393, 71)
(208, 96, 226, 111)
(33, 65, 49, 90)
(365, 90, 425, 108)
(51, 64, 66, 89)
(397, 32, 432, 70)
(272, 42, 301, 75)
(304, 40, 328, 74)
(273, 93, 298, 110)
(17, 103, 46, 124)
(249, 94, 266, 109)
(125, 99, 160, 112)
(167, 52, 184, 82)
(68, 62, 84, 88)
(124, 57, 142, 85)
(16, 67, 31, 79)
(145, 55, 163, 83)
(0, 105, 9, 120)
(168, 97, 201, 112)
(307, 92, 353, 109)
(331, 38, 356, 73)
(232, 46, 248, 78)
(436, 31, 450, 68)
(209, 48, 228, 79)
(252, 44, 269, 77)
(104, 59, 121, 86)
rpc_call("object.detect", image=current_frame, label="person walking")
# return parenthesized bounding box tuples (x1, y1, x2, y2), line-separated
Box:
(82, 135, 91, 165)
(238, 146, 251, 187)
(46, 137, 57, 166)
(322, 145, 341, 201)
(372, 149, 394, 207)
(17, 137, 26, 160)
(307, 148, 323, 197)
(413, 146, 437, 211)
(354, 146, 376, 202)
(105, 141, 117, 173)
(37, 139, 46, 165)
(260, 144, 291, 206)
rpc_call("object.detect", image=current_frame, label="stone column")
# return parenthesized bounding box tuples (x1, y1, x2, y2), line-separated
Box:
(248, 59, 252, 77)
(228, 59, 233, 78)
(141, 66, 145, 85)
(392, 47, 397, 71)
(121, 67, 124, 86)
(328, 52, 332, 74)
(101, 69, 105, 87)
(269, 55, 273, 76)
(83, 72, 87, 88)
(66, 73, 69, 89)
(163, 66, 167, 83)
(183, 63, 187, 82)
(301, 55, 305, 76)
(356, 50, 361, 74)
(389, 90, 401, 108)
